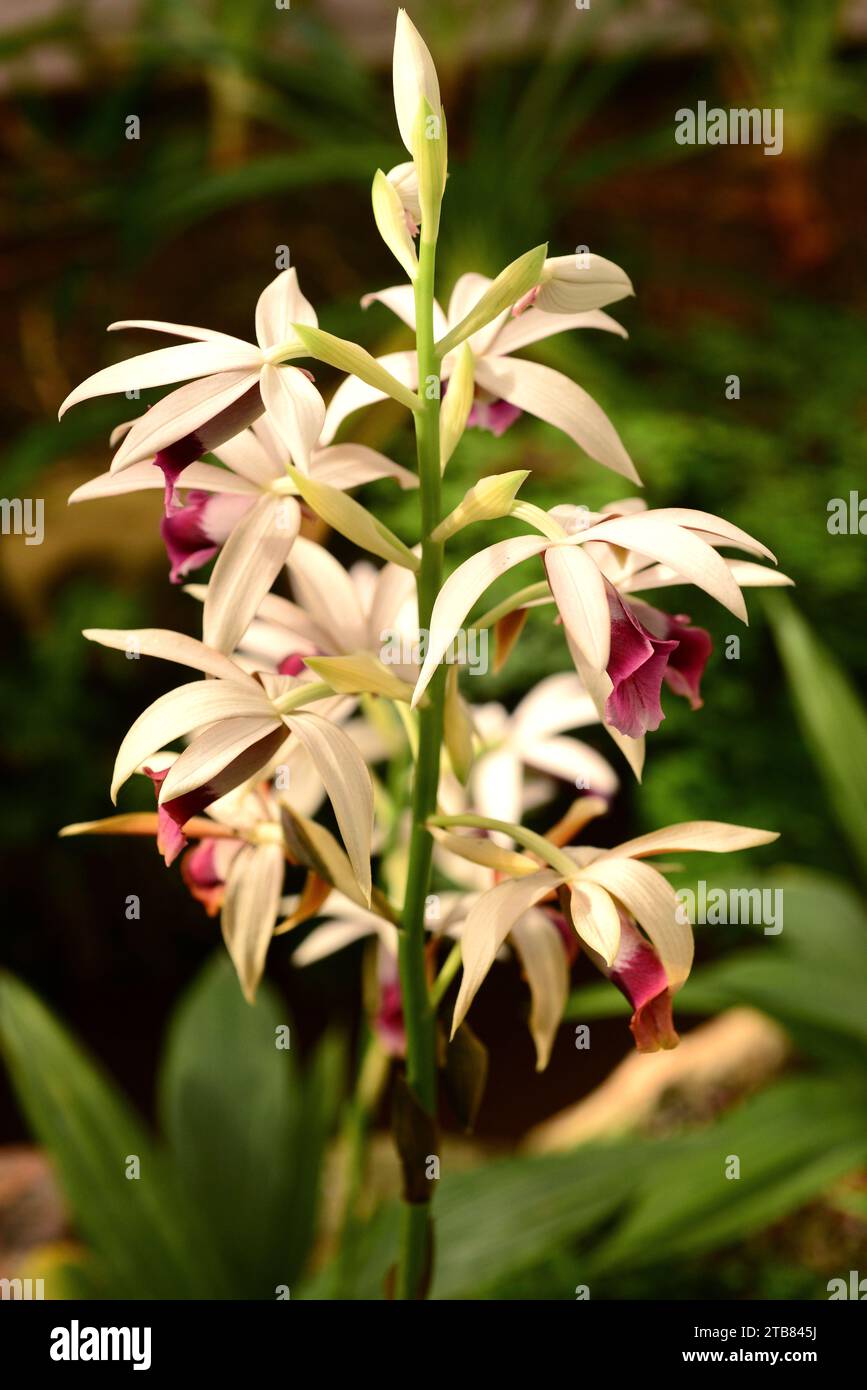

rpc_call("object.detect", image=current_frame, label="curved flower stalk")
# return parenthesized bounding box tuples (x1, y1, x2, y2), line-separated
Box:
(59, 268, 327, 488)
(436, 814, 778, 1053)
(412, 498, 792, 775)
(321, 275, 637, 482)
(82, 626, 374, 898)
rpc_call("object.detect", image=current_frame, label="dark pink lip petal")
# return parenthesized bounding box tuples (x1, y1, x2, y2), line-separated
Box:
(181, 836, 231, 916)
(467, 397, 523, 437)
(278, 652, 310, 676)
(142, 764, 190, 866)
(604, 588, 678, 739)
(160, 490, 253, 583)
(606, 916, 679, 1052)
(662, 614, 712, 710)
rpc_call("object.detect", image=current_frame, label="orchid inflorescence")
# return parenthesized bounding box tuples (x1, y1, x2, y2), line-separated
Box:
(60, 11, 787, 1295)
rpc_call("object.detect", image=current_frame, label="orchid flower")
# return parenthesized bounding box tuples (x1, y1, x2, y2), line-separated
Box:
(71, 414, 417, 654)
(319, 276, 637, 482)
(439, 815, 778, 1053)
(82, 626, 374, 898)
(412, 498, 792, 775)
(58, 268, 326, 497)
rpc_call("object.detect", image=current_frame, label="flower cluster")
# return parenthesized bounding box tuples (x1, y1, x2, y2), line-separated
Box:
(61, 12, 785, 1070)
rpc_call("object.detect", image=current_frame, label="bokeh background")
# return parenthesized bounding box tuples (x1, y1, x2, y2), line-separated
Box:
(1, 0, 866, 1300)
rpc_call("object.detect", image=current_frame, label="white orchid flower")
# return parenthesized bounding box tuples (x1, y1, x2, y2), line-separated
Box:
(71, 414, 417, 655)
(59, 267, 326, 490)
(443, 817, 778, 1054)
(319, 273, 636, 482)
(412, 498, 791, 776)
(81, 626, 374, 902)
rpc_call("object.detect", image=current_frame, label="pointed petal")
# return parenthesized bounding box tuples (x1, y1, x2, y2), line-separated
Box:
(108, 319, 254, 348)
(69, 460, 259, 503)
(284, 712, 374, 902)
(288, 536, 379, 653)
(255, 268, 317, 351)
(523, 736, 619, 797)
(110, 680, 272, 801)
(311, 443, 418, 491)
(544, 542, 611, 670)
(203, 494, 300, 655)
(509, 908, 570, 1071)
(474, 355, 640, 485)
(59, 341, 261, 417)
(83, 627, 258, 686)
(569, 880, 622, 965)
(491, 308, 628, 357)
(110, 371, 262, 472)
(451, 870, 565, 1035)
(211, 429, 282, 486)
(535, 253, 633, 314)
(602, 821, 780, 860)
(578, 515, 748, 622)
(222, 842, 285, 1001)
(412, 535, 549, 706)
(258, 364, 325, 472)
(159, 714, 283, 804)
(644, 508, 776, 563)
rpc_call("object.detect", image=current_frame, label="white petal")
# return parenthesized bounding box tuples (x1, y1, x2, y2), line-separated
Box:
(254, 267, 318, 351)
(110, 371, 262, 472)
(287, 536, 367, 652)
(578, 515, 748, 622)
(203, 494, 300, 655)
(320, 351, 418, 444)
(645, 508, 776, 562)
(108, 319, 253, 348)
(110, 680, 272, 800)
(68, 459, 257, 503)
(361, 285, 448, 339)
(569, 880, 621, 965)
(604, 821, 780, 860)
(511, 672, 600, 744)
(412, 535, 549, 707)
(259, 364, 325, 472)
(523, 735, 618, 797)
(284, 712, 374, 902)
(581, 856, 692, 990)
(159, 714, 283, 804)
(211, 428, 282, 487)
(544, 543, 611, 670)
(451, 870, 565, 1035)
(536, 253, 633, 314)
(474, 355, 640, 485)
(59, 341, 261, 417)
(509, 908, 569, 1071)
(222, 842, 285, 1001)
(83, 627, 257, 686)
(310, 443, 418, 491)
(490, 307, 628, 357)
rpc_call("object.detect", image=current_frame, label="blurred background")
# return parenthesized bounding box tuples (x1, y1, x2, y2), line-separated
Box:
(1, 0, 866, 1300)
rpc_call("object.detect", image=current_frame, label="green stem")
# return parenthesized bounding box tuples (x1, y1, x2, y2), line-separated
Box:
(395, 234, 445, 1300)
(430, 940, 462, 1010)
